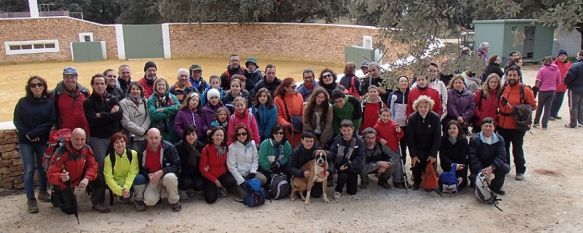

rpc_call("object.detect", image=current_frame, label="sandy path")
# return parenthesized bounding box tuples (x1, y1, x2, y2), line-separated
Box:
(0, 67, 582, 232)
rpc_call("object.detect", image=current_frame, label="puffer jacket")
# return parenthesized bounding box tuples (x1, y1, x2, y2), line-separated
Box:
(566, 59, 583, 94)
(536, 64, 560, 92)
(119, 97, 150, 141)
(553, 59, 571, 92)
(445, 88, 475, 127)
(227, 140, 259, 185)
(173, 107, 209, 139)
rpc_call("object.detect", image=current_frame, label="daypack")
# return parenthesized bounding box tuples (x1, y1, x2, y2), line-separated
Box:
(243, 178, 266, 207)
(439, 163, 459, 193)
(501, 84, 532, 131)
(43, 128, 72, 172)
(420, 161, 439, 190)
(269, 173, 290, 200)
(343, 75, 362, 100)
(474, 171, 502, 211)
(108, 148, 133, 169)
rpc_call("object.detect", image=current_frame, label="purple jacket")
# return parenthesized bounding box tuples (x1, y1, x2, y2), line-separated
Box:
(536, 64, 561, 92)
(445, 88, 475, 126)
(202, 103, 223, 126)
(174, 108, 209, 139)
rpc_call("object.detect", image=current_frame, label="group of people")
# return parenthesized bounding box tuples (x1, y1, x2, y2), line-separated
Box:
(13, 49, 583, 215)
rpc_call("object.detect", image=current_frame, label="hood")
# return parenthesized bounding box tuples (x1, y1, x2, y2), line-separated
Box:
(544, 64, 558, 71)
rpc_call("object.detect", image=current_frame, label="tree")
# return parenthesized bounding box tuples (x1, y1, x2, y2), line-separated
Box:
(117, 0, 162, 24)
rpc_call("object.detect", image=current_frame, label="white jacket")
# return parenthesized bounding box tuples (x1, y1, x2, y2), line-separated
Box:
(119, 98, 150, 141)
(227, 140, 258, 185)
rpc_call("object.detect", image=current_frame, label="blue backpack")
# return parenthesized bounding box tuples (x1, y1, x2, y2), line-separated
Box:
(243, 178, 266, 207)
(439, 163, 459, 193)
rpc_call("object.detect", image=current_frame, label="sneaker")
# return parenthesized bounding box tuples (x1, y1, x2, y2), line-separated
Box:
(333, 191, 341, 200)
(134, 200, 146, 211)
(491, 188, 506, 195)
(378, 180, 392, 190)
(171, 202, 182, 212)
(548, 117, 556, 121)
(92, 203, 111, 213)
(532, 123, 540, 128)
(554, 116, 562, 120)
(179, 190, 189, 201)
(38, 191, 51, 203)
(27, 199, 39, 214)
(219, 187, 229, 197)
(515, 173, 525, 181)
(565, 124, 577, 128)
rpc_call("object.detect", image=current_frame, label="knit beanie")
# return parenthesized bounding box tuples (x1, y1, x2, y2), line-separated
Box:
(558, 49, 568, 57)
(207, 88, 220, 101)
(144, 61, 157, 72)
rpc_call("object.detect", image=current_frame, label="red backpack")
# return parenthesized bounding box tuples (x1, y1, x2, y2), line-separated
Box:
(42, 128, 72, 172)
(343, 75, 361, 100)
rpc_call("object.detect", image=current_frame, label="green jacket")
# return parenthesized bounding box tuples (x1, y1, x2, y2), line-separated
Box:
(332, 96, 362, 133)
(147, 93, 180, 143)
(258, 139, 292, 172)
(103, 150, 140, 196)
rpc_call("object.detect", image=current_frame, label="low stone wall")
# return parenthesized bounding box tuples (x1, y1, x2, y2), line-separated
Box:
(0, 129, 23, 189)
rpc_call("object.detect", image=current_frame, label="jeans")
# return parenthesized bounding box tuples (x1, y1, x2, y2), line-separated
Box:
(497, 128, 527, 174)
(19, 143, 48, 199)
(550, 91, 565, 118)
(88, 136, 110, 172)
(534, 91, 555, 128)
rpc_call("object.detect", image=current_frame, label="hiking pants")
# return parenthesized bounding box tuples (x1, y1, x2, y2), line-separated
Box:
(497, 128, 526, 174)
(534, 91, 555, 128)
(202, 172, 236, 204)
(143, 173, 179, 206)
(550, 91, 565, 118)
(335, 170, 358, 195)
(568, 90, 583, 127)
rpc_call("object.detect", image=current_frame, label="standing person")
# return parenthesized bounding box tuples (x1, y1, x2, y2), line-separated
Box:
(227, 97, 261, 145)
(202, 88, 225, 126)
(360, 128, 405, 189)
(387, 76, 410, 159)
(199, 127, 237, 204)
(254, 64, 282, 97)
(331, 89, 362, 134)
(169, 68, 196, 104)
(464, 70, 482, 95)
(103, 69, 125, 100)
(250, 88, 278, 141)
(103, 133, 145, 211)
(221, 77, 250, 107)
(328, 120, 365, 199)
(361, 62, 388, 101)
(497, 66, 537, 180)
(444, 75, 475, 133)
(220, 54, 246, 91)
(244, 57, 263, 95)
(533, 56, 560, 129)
(175, 126, 205, 200)
(200, 75, 224, 107)
(505, 51, 522, 70)
(258, 125, 292, 181)
(482, 55, 504, 82)
(174, 92, 209, 142)
(139, 61, 158, 98)
(52, 66, 90, 133)
(426, 63, 448, 113)
(476, 42, 490, 65)
(406, 95, 442, 190)
(296, 68, 319, 101)
(288, 132, 326, 198)
(117, 64, 133, 94)
(303, 87, 334, 148)
(407, 75, 443, 117)
(439, 120, 469, 189)
(188, 64, 210, 94)
(274, 78, 305, 147)
(14, 76, 55, 213)
(318, 68, 342, 97)
(84, 73, 123, 170)
(147, 78, 180, 143)
(227, 125, 267, 198)
(119, 81, 150, 151)
(550, 50, 572, 120)
(361, 85, 385, 133)
(47, 128, 109, 213)
(472, 74, 502, 133)
(468, 117, 510, 195)
(565, 50, 583, 128)
(339, 62, 362, 98)
(135, 128, 182, 211)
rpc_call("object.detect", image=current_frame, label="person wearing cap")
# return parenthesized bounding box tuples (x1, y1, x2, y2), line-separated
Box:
(331, 89, 362, 135)
(51, 66, 90, 133)
(244, 57, 263, 96)
(550, 49, 572, 120)
(169, 68, 196, 103)
(296, 68, 319, 101)
(254, 64, 282, 97)
(327, 120, 365, 199)
(139, 61, 158, 98)
(220, 54, 246, 91)
(359, 61, 369, 77)
(189, 64, 210, 94)
(118, 64, 133, 94)
(202, 88, 226, 126)
(360, 127, 405, 189)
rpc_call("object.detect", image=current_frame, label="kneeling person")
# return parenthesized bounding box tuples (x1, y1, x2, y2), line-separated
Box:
(360, 128, 405, 189)
(328, 120, 365, 199)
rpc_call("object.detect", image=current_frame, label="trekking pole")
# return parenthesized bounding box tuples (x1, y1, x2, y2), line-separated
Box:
(65, 170, 80, 224)
(129, 134, 135, 149)
(400, 157, 409, 193)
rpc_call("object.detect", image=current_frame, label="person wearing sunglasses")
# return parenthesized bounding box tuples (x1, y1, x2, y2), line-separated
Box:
(318, 68, 342, 98)
(258, 125, 292, 183)
(227, 125, 267, 198)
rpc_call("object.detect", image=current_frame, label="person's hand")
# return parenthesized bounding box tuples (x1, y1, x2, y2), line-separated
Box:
(411, 157, 420, 167)
(149, 171, 163, 185)
(457, 116, 464, 124)
(377, 161, 390, 169)
(78, 178, 89, 189)
(427, 157, 437, 163)
(157, 108, 165, 113)
(122, 188, 130, 198)
(303, 170, 311, 178)
(377, 167, 387, 174)
(395, 126, 402, 133)
(214, 180, 223, 188)
(456, 164, 465, 171)
(340, 164, 348, 171)
(111, 105, 120, 113)
(96, 113, 101, 118)
(379, 138, 388, 145)
(60, 172, 70, 182)
(482, 166, 494, 176)
(204, 165, 209, 172)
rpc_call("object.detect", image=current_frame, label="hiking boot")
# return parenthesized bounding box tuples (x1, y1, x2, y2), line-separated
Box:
(378, 179, 391, 189)
(411, 183, 420, 190)
(491, 188, 506, 195)
(171, 202, 182, 212)
(134, 200, 146, 211)
(219, 187, 228, 197)
(393, 182, 407, 189)
(92, 203, 111, 213)
(38, 190, 51, 203)
(565, 124, 576, 128)
(515, 173, 525, 181)
(179, 190, 189, 201)
(554, 116, 562, 120)
(27, 199, 39, 214)
(333, 191, 341, 200)
(532, 123, 540, 128)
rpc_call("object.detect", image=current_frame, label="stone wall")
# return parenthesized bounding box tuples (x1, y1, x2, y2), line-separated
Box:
(0, 129, 23, 189)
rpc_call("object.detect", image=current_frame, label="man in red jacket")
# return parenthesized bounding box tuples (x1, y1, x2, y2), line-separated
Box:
(47, 128, 109, 213)
(52, 67, 90, 133)
(551, 49, 572, 120)
(407, 76, 443, 117)
(138, 61, 158, 98)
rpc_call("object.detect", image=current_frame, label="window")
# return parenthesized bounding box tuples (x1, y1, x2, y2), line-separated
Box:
(363, 36, 373, 49)
(79, 32, 94, 42)
(4, 40, 59, 55)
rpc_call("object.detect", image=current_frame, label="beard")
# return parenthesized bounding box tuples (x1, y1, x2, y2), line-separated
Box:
(508, 79, 518, 86)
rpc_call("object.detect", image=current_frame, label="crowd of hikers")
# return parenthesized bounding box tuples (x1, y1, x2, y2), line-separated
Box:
(13, 48, 583, 214)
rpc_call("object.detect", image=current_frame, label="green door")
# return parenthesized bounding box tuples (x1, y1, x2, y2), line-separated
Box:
(72, 42, 104, 62)
(123, 24, 164, 59)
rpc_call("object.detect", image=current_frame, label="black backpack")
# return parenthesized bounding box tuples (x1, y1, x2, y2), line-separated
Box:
(109, 148, 133, 168)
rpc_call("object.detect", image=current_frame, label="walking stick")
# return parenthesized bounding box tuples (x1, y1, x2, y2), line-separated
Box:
(65, 171, 80, 224)
(400, 157, 409, 193)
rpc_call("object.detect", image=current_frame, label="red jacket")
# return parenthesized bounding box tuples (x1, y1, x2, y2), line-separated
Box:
(473, 89, 500, 126)
(497, 84, 537, 130)
(54, 83, 90, 133)
(138, 77, 154, 98)
(407, 87, 443, 117)
(374, 119, 403, 153)
(47, 142, 98, 189)
(199, 144, 228, 183)
(553, 59, 572, 92)
(361, 99, 384, 133)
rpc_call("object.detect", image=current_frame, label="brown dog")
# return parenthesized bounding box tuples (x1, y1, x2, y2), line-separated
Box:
(290, 150, 329, 205)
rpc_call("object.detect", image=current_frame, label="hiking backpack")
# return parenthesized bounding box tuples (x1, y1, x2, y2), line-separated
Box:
(269, 173, 290, 200)
(474, 171, 503, 211)
(243, 178, 266, 207)
(43, 128, 72, 172)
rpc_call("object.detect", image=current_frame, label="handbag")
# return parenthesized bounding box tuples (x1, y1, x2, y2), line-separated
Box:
(283, 97, 302, 133)
(420, 161, 439, 190)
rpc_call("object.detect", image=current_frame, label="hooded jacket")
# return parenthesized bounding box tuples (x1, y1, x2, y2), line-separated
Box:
(553, 59, 572, 92)
(473, 89, 499, 126)
(174, 107, 209, 140)
(147, 92, 180, 143)
(468, 132, 506, 174)
(52, 81, 90, 133)
(47, 141, 98, 190)
(328, 135, 365, 174)
(244, 69, 263, 95)
(199, 144, 228, 183)
(227, 110, 261, 145)
(227, 140, 259, 185)
(373, 119, 403, 153)
(258, 139, 292, 173)
(103, 149, 140, 196)
(250, 104, 278, 140)
(445, 88, 475, 127)
(332, 96, 363, 133)
(536, 64, 561, 92)
(119, 97, 150, 141)
(138, 77, 154, 98)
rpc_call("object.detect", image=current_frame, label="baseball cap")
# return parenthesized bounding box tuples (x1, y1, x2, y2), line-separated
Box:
(63, 66, 78, 75)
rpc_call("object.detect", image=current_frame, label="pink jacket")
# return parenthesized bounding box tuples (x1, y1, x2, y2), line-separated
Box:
(536, 64, 560, 92)
(227, 110, 261, 146)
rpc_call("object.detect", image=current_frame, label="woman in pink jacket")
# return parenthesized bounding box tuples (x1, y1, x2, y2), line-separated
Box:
(227, 96, 260, 146)
(533, 56, 561, 129)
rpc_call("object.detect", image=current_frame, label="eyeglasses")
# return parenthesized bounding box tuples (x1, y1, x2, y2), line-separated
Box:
(30, 83, 44, 88)
(364, 136, 376, 140)
(274, 131, 284, 135)
(237, 132, 248, 136)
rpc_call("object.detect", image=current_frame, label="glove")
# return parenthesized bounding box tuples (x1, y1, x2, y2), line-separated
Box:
(271, 161, 281, 171)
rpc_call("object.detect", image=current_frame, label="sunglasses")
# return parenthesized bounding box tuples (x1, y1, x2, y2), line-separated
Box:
(237, 132, 248, 136)
(274, 131, 284, 135)
(30, 83, 44, 88)
(322, 74, 333, 78)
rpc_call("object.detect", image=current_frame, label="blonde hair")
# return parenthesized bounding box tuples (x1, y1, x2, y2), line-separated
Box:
(412, 95, 435, 111)
(482, 73, 501, 99)
(233, 96, 247, 106)
(447, 75, 465, 89)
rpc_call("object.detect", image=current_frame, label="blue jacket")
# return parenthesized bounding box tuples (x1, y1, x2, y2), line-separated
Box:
(296, 83, 319, 101)
(250, 104, 278, 140)
(468, 132, 506, 174)
(328, 135, 365, 174)
(13, 96, 56, 144)
(566, 59, 583, 94)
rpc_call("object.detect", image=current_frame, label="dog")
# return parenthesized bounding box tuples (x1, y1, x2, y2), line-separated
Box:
(290, 150, 329, 205)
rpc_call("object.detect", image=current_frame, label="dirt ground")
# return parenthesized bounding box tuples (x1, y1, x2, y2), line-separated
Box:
(0, 58, 342, 121)
(0, 66, 582, 232)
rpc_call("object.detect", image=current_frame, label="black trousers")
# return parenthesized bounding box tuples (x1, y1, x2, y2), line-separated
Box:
(202, 172, 236, 204)
(400, 126, 408, 164)
(411, 157, 436, 186)
(179, 172, 204, 191)
(51, 176, 105, 214)
(470, 163, 510, 191)
(335, 170, 358, 195)
(497, 128, 526, 174)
